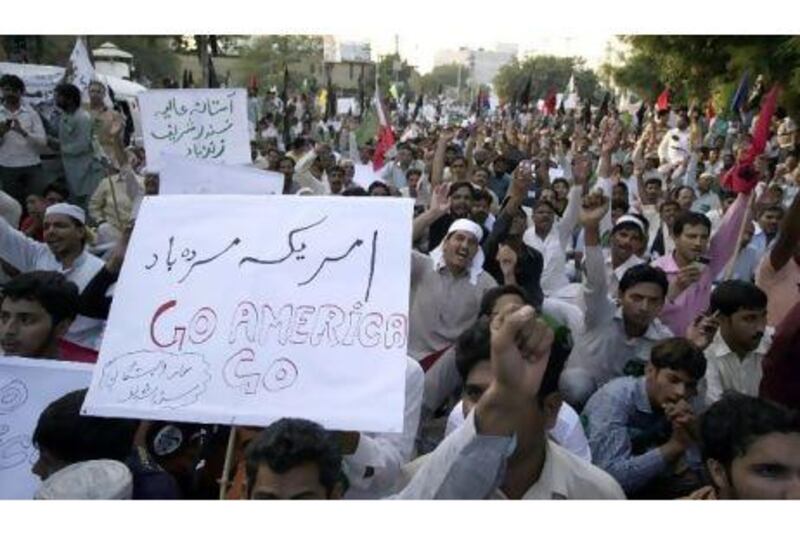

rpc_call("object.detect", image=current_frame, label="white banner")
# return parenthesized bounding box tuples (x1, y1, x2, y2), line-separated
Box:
(0, 357, 93, 499)
(353, 163, 382, 189)
(139, 89, 250, 171)
(83, 195, 413, 432)
(160, 155, 283, 196)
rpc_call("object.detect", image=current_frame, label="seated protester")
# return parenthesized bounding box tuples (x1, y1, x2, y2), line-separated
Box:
(750, 204, 784, 256)
(400, 309, 625, 500)
(42, 182, 69, 207)
(583, 338, 707, 499)
(368, 181, 392, 197)
(87, 152, 144, 239)
(760, 300, 800, 411)
(277, 156, 302, 195)
(34, 459, 133, 500)
(0, 202, 105, 360)
(716, 220, 761, 282)
(651, 189, 751, 337)
(443, 309, 592, 462)
(688, 392, 800, 499)
(521, 155, 589, 303)
(20, 193, 47, 242)
(756, 192, 800, 327)
(1, 271, 78, 359)
(326, 165, 346, 195)
(482, 177, 545, 310)
(293, 143, 332, 195)
(599, 214, 648, 296)
(704, 281, 773, 404)
(560, 193, 674, 409)
(408, 210, 497, 369)
(673, 186, 697, 213)
(690, 173, 721, 214)
(413, 181, 478, 251)
(648, 200, 680, 260)
(471, 187, 496, 233)
(32, 389, 181, 499)
(419, 285, 538, 452)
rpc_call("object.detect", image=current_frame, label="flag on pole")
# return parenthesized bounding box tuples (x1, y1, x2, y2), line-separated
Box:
(722, 86, 780, 194)
(281, 64, 290, 147)
(655, 87, 670, 112)
(372, 76, 396, 171)
(544, 87, 557, 116)
(64, 37, 111, 107)
(729, 72, 750, 115)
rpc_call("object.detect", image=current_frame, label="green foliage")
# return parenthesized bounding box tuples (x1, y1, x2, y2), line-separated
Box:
(493, 55, 601, 104)
(606, 36, 800, 114)
(239, 35, 324, 93)
(419, 63, 470, 95)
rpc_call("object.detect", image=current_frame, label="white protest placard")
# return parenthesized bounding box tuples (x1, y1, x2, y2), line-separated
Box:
(0, 357, 93, 499)
(160, 155, 283, 196)
(353, 163, 383, 189)
(139, 89, 250, 171)
(83, 196, 413, 433)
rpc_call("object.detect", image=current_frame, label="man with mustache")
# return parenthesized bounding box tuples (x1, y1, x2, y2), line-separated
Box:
(703, 280, 773, 405)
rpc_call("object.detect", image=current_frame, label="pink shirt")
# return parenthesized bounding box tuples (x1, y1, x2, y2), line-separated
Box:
(651, 193, 750, 336)
(756, 255, 800, 327)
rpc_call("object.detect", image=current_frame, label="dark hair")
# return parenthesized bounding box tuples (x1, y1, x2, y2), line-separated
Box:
(474, 188, 493, 205)
(368, 181, 391, 195)
(448, 181, 475, 199)
(673, 185, 695, 199)
(278, 156, 295, 168)
(0, 74, 25, 93)
(758, 204, 785, 218)
(701, 392, 800, 467)
(644, 177, 663, 188)
(54, 83, 81, 109)
(478, 285, 532, 317)
(32, 389, 138, 464)
(611, 199, 630, 214)
(618, 264, 668, 297)
(329, 166, 345, 178)
(649, 337, 706, 381)
(710, 280, 768, 317)
(718, 189, 737, 203)
(455, 314, 573, 405)
(551, 178, 569, 190)
(2, 271, 79, 325)
(291, 138, 307, 151)
(406, 168, 422, 178)
(672, 211, 711, 236)
(342, 186, 368, 197)
(533, 198, 557, 213)
(613, 181, 629, 194)
(659, 199, 680, 213)
(42, 182, 70, 201)
(245, 418, 342, 497)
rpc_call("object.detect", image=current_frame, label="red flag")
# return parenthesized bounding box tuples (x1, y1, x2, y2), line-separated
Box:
(247, 74, 258, 92)
(372, 78, 395, 171)
(656, 88, 670, 111)
(544, 87, 557, 116)
(705, 100, 716, 120)
(722, 86, 780, 194)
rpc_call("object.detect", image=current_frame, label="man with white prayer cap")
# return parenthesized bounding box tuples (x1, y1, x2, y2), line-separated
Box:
(601, 213, 648, 296)
(34, 460, 133, 500)
(408, 216, 497, 372)
(0, 201, 105, 359)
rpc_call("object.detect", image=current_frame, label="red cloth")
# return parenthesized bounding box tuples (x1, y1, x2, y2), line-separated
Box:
(59, 339, 98, 364)
(722, 86, 780, 194)
(419, 345, 452, 373)
(760, 301, 800, 411)
(656, 88, 670, 111)
(544, 88, 557, 116)
(19, 216, 44, 242)
(705, 100, 716, 120)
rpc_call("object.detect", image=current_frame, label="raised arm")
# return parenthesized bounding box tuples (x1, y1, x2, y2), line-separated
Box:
(580, 192, 615, 329)
(768, 192, 800, 272)
(412, 184, 449, 243)
(430, 130, 453, 187)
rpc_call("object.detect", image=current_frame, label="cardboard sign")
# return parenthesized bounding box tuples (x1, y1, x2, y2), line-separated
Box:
(0, 357, 93, 499)
(83, 196, 413, 433)
(160, 156, 283, 196)
(139, 89, 250, 171)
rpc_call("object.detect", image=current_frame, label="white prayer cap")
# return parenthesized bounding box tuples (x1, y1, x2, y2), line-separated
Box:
(445, 218, 484, 244)
(34, 460, 133, 500)
(45, 203, 86, 225)
(613, 214, 646, 235)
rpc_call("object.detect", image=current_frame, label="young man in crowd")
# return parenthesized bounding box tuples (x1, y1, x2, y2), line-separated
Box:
(756, 192, 800, 327)
(690, 392, 800, 499)
(0, 271, 78, 358)
(703, 280, 773, 404)
(583, 337, 707, 498)
(0, 202, 105, 357)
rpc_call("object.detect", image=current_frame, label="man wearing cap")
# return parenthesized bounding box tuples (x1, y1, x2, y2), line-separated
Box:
(690, 173, 721, 215)
(0, 202, 105, 358)
(409, 210, 497, 371)
(602, 214, 648, 296)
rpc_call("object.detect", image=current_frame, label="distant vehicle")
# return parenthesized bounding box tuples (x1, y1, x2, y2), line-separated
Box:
(0, 62, 147, 145)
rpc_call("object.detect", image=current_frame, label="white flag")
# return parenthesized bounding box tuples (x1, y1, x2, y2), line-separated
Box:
(65, 38, 111, 107)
